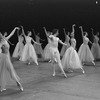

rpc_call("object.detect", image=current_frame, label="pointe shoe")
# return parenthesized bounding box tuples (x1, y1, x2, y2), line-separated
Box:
(36, 62, 38, 65)
(64, 74, 67, 78)
(92, 62, 95, 66)
(82, 70, 85, 74)
(17, 82, 23, 92)
(53, 73, 56, 76)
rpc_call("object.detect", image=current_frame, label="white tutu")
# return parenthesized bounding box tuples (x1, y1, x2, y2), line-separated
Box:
(20, 43, 37, 63)
(60, 42, 70, 57)
(91, 43, 100, 60)
(78, 44, 94, 62)
(12, 42, 24, 58)
(34, 43, 43, 57)
(62, 46, 83, 69)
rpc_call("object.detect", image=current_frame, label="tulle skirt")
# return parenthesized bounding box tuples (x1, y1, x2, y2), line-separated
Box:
(20, 43, 37, 63)
(43, 43, 52, 60)
(49, 47, 61, 63)
(78, 44, 94, 62)
(12, 42, 24, 58)
(0, 53, 20, 90)
(91, 43, 100, 60)
(62, 46, 83, 69)
(34, 43, 43, 56)
(60, 43, 70, 57)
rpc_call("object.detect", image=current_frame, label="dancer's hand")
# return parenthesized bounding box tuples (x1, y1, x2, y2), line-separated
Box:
(73, 24, 76, 27)
(16, 27, 20, 30)
(79, 26, 82, 28)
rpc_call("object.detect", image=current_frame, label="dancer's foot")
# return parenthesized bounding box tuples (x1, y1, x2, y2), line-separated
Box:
(36, 62, 38, 65)
(82, 70, 85, 74)
(92, 62, 95, 66)
(53, 73, 56, 76)
(63, 72, 67, 78)
(17, 82, 23, 92)
(28, 62, 30, 65)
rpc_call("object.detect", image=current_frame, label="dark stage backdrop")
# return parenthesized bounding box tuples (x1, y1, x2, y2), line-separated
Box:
(0, 0, 100, 54)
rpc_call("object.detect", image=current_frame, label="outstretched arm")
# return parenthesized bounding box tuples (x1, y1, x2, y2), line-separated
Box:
(32, 38, 41, 45)
(43, 27, 49, 37)
(58, 39, 67, 46)
(6, 27, 19, 40)
(21, 26, 26, 38)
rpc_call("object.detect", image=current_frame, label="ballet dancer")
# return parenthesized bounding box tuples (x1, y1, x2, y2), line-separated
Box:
(78, 26, 95, 65)
(62, 24, 85, 73)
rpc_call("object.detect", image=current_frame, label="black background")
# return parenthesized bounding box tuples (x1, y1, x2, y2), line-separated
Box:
(0, 0, 100, 54)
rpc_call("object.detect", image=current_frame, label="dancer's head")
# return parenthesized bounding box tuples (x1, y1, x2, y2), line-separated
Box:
(96, 32, 99, 36)
(70, 32, 74, 38)
(84, 32, 88, 36)
(53, 29, 59, 36)
(27, 31, 32, 36)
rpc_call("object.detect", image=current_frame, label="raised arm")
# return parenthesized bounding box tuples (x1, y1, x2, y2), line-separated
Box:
(63, 28, 67, 37)
(21, 26, 26, 37)
(31, 38, 41, 45)
(6, 27, 19, 40)
(79, 26, 84, 37)
(71, 24, 76, 34)
(43, 27, 49, 37)
(91, 28, 94, 36)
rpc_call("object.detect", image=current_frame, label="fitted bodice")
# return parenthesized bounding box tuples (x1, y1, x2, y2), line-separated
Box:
(83, 36, 89, 44)
(71, 38, 76, 49)
(25, 36, 32, 43)
(49, 35, 59, 48)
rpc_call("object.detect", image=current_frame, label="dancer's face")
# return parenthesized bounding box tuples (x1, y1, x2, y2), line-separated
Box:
(28, 32, 32, 36)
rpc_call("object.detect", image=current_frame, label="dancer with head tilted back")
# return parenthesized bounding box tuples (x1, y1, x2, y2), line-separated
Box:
(0, 27, 23, 92)
(78, 26, 95, 65)
(48, 29, 67, 77)
(62, 24, 85, 73)
(20, 26, 41, 65)
(91, 28, 100, 61)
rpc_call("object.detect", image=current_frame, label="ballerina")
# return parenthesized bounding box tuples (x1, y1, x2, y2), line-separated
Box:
(62, 24, 85, 73)
(48, 29, 67, 77)
(12, 29, 24, 59)
(0, 27, 23, 92)
(91, 28, 100, 60)
(32, 29, 44, 58)
(78, 26, 95, 65)
(43, 27, 52, 61)
(20, 26, 41, 65)
(60, 28, 70, 58)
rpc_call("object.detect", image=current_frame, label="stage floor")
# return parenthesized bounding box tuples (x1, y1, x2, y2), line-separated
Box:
(0, 58, 100, 100)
